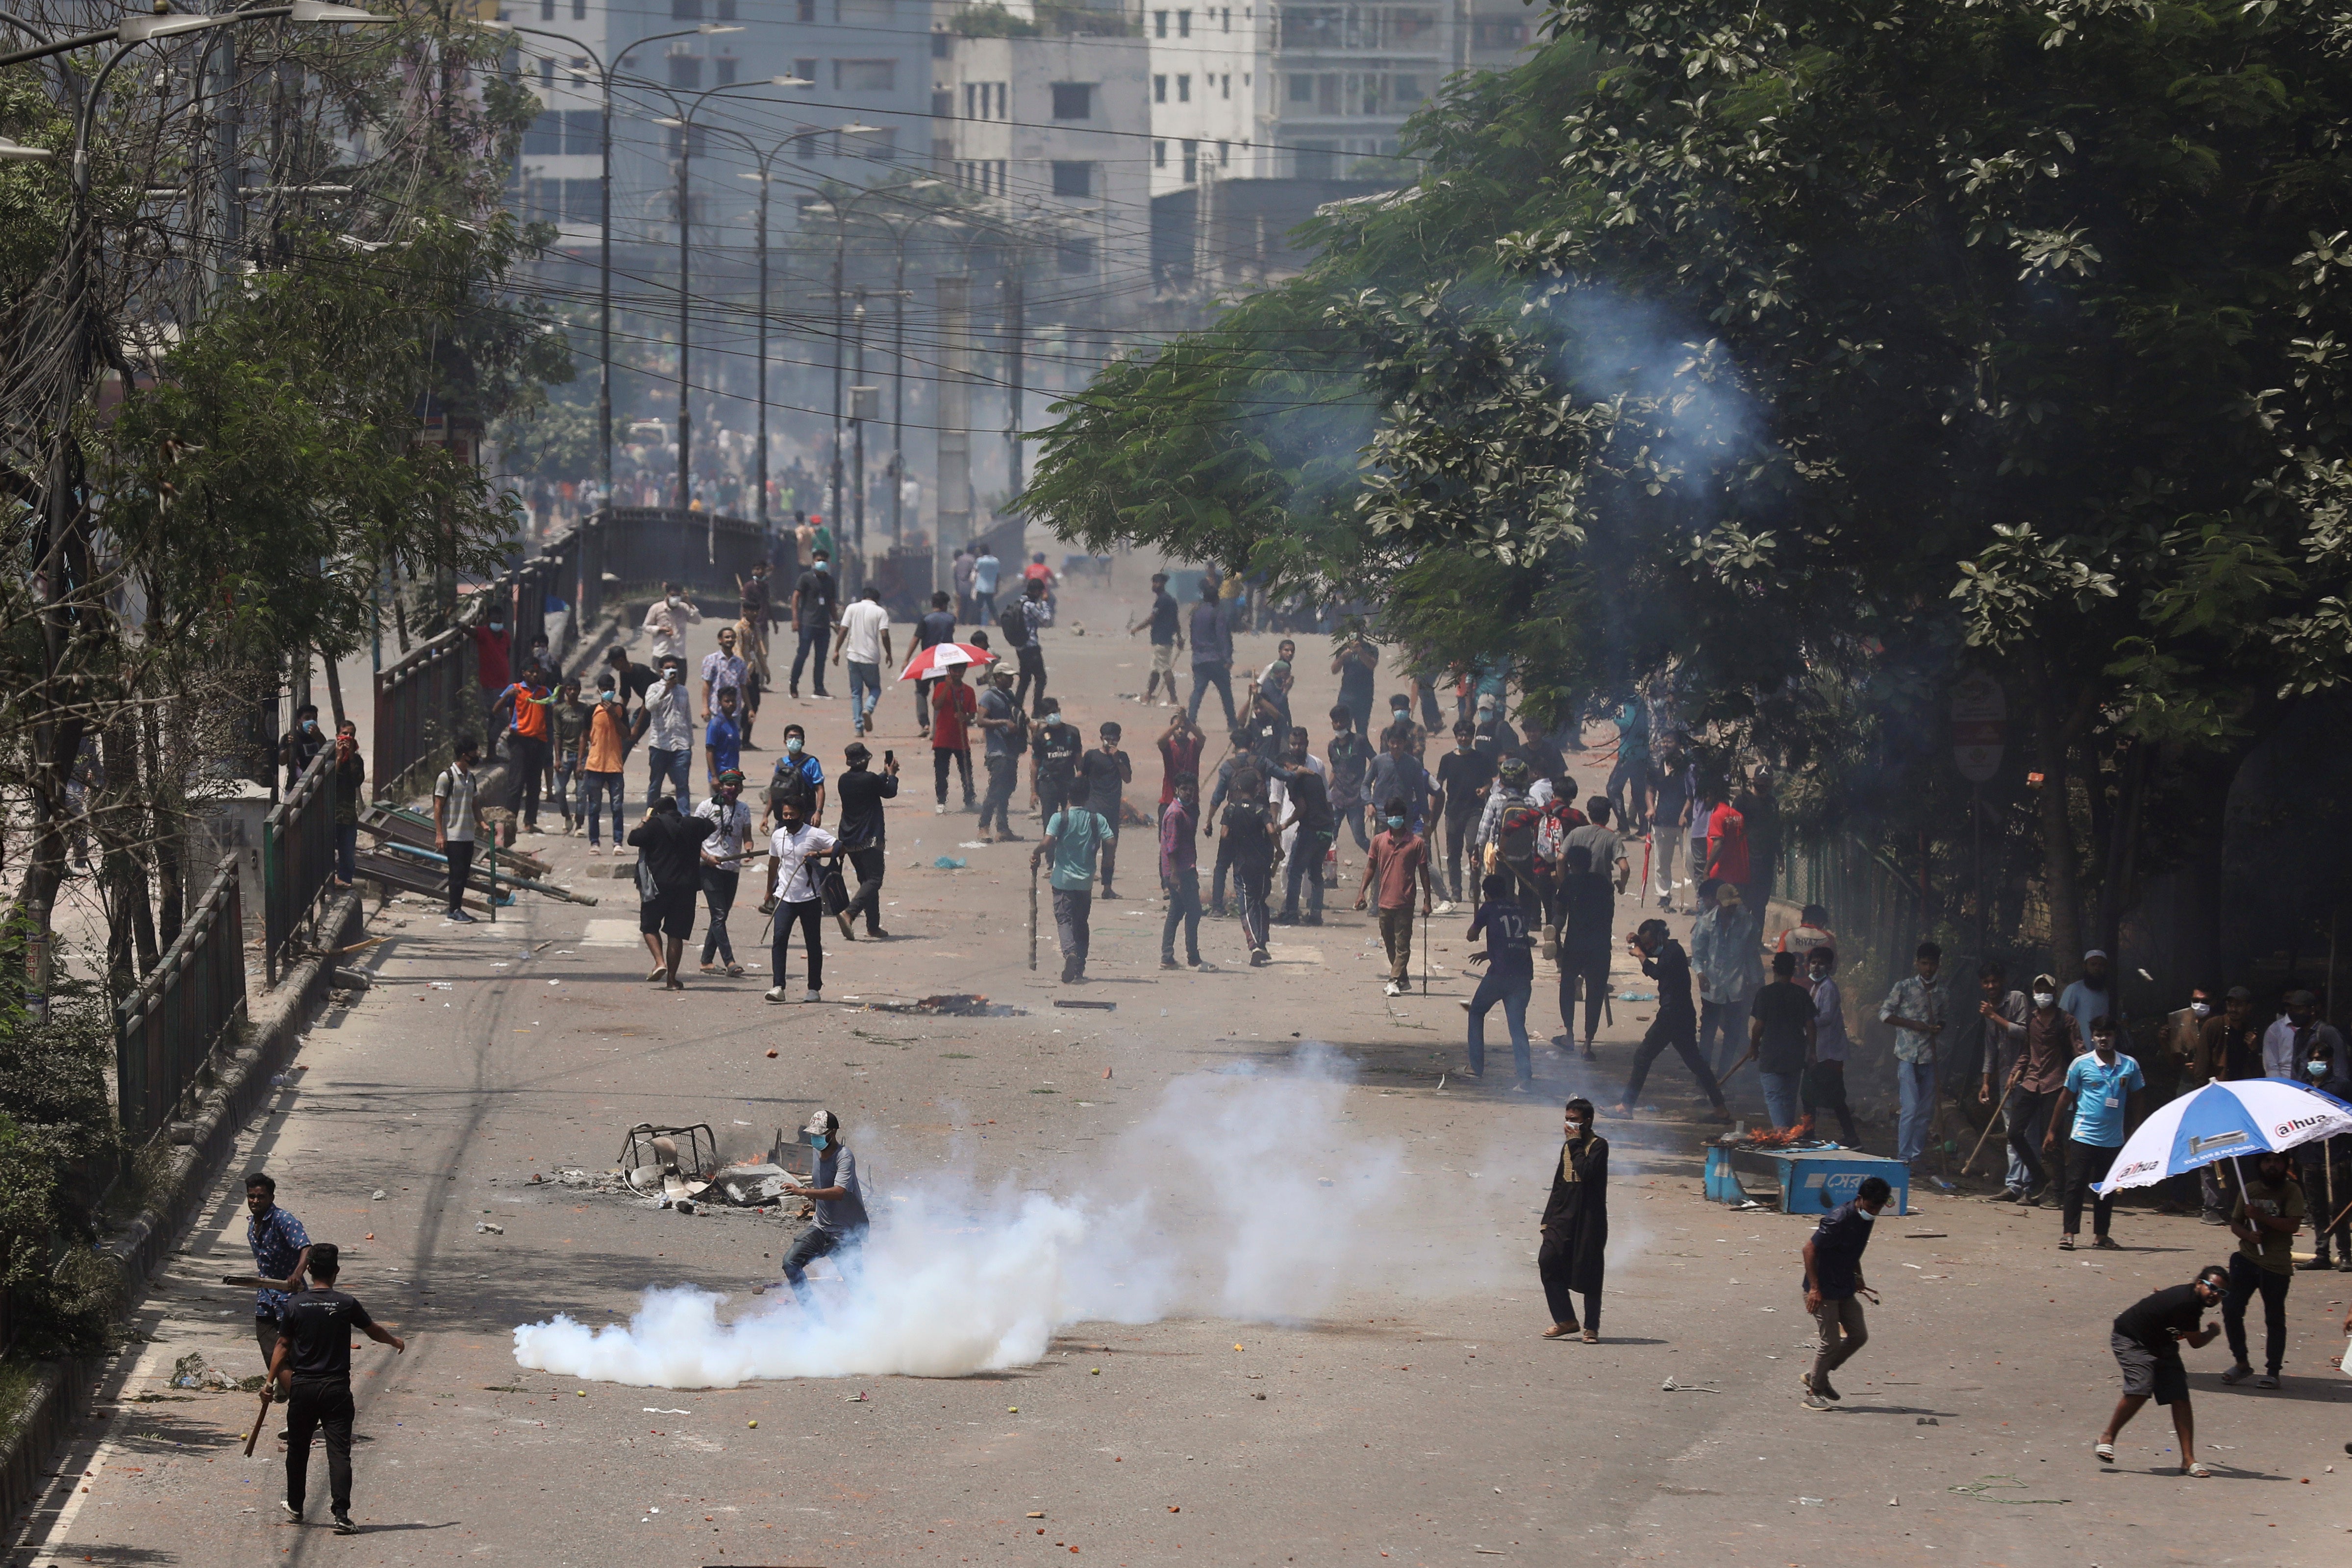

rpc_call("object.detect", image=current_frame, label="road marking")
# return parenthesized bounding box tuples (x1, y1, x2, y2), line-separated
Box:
(24, 1335, 172, 1565)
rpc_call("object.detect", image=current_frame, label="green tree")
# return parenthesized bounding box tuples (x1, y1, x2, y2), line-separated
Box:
(1026, 0, 2352, 969)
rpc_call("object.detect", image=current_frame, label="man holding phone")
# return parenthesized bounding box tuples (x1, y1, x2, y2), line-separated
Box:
(833, 742, 900, 939)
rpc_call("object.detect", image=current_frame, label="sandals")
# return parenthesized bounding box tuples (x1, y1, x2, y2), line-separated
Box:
(1541, 1323, 1577, 1340)
(647, 965, 668, 982)
(2094, 1441, 2115, 1463)
(2183, 1461, 2211, 1478)
(1580, 1328, 1599, 1344)
(2058, 1236, 2077, 1250)
(2092, 1235, 2122, 1250)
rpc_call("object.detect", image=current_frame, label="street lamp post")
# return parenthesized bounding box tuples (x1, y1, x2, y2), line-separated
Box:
(490, 20, 744, 521)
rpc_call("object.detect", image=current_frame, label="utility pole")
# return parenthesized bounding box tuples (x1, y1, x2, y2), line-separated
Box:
(851, 292, 867, 577)
(1002, 255, 1025, 514)
(936, 272, 971, 596)
(673, 137, 692, 513)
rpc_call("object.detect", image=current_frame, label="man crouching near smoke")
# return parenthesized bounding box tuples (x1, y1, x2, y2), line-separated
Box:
(778, 1110, 869, 1301)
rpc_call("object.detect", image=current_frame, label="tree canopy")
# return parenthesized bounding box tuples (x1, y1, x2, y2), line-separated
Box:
(1024, 0, 2352, 965)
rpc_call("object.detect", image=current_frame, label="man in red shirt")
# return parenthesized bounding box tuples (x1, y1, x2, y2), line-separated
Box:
(1155, 710, 1204, 815)
(1354, 796, 1435, 998)
(929, 664, 978, 814)
(1705, 787, 1749, 888)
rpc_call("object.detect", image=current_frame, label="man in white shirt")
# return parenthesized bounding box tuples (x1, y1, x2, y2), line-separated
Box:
(633, 656, 696, 811)
(694, 772, 756, 976)
(430, 737, 484, 923)
(700, 625, 748, 722)
(832, 586, 894, 738)
(762, 794, 839, 1004)
(642, 583, 702, 664)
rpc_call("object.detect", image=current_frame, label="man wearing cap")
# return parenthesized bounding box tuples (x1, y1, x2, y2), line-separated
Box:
(2058, 950, 2113, 1053)
(834, 742, 899, 939)
(1131, 572, 1183, 704)
(779, 1111, 869, 1301)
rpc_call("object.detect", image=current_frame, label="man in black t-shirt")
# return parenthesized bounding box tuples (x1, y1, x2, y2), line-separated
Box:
(1031, 698, 1084, 823)
(1130, 572, 1183, 704)
(603, 646, 660, 714)
(790, 551, 840, 697)
(1077, 722, 1133, 897)
(1617, 919, 1730, 1120)
(1735, 951, 1820, 1131)
(1272, 727, 1334, 925)
(1222, 769, 1279, 965)
(1432, 721, 1496, 912)
(833, 742, 899, 938)
(2098, 1266, 2227, 1474)
(1326, 704, 1376, 856)
(265, 1243, 404, 1533)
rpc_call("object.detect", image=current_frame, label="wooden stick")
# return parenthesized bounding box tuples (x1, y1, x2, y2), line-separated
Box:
(243, 1386, 273, 1457)
(1027, 857, 1038, 972)
(1961, 1077, 2019, 1177)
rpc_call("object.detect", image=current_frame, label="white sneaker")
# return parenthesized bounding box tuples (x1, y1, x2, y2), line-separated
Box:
(805, 990, 823, 1004)
(764, 986, 788, 1003)
(1434, 899, 1458, 915)
(934, 803, 947, 815)
(1383, 979, 1404, 997)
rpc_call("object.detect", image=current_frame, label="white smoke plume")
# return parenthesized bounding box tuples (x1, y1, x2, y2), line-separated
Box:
(512, 1048, 1532, 1386)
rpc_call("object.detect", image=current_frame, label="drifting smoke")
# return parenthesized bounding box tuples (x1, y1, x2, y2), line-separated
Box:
(513, 1048, 1532, 1386)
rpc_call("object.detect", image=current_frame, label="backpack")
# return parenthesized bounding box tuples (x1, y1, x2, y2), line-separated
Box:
(1535, 799, 1583, 865)
(998, 597, 1030, 647)
(1495, 797, 1542, 865)
(768, 758, 816, 816)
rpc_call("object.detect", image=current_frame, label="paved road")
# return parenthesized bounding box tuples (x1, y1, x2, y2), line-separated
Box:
(16, 572, 2349, 1567)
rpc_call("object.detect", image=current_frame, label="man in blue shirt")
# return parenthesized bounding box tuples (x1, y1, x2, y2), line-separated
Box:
(1466, 872, 1536, 1089)
(971, 544, 1002, 626)
(703, 687, 743, 790)
(2044, 1017, 2145, 1250)
(244, 1173, 311, 1401)
(976, 669, 1026, 842)
(1800, 1174, 1891, 1409)
(2057, 950, 2114, 1050)
(778, 1110, 869, 1301)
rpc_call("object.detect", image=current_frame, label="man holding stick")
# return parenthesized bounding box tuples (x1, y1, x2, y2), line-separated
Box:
(265, 1243, 405, 1533)
(243, 1174, 310, 1406)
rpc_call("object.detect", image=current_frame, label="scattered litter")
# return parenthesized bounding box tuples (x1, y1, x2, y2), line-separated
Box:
(1616, 991, 1656, 1002)
(868, 993, 1021, 1017)
(1887, 1496, 1899, 1506)
(843, 1391, 869, 1403)
(1053, 999, 1116, 1011)
(1660, 1376, 1720, 1393)
(428, 981, 453, 991)
(475, 1221, 504, 1235)
(643, 1408, 689, 1415)
(1949, 1475, 2068, 1505)
(1916, 1417, 1939, 1425)
(371, 1189, 387, 1201)
(703, 1164, 793, 1209)
(1903, 1232, 1948, 1239)
(934, 856, 968, 870)
(1798, 1497, 1825, 1506)
(1027, 1512, 1046, 1519)
(956, 841, 990, 849)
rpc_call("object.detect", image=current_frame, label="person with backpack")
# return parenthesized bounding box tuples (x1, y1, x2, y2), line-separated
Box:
(1474, 755, 1547, 930)
(762, 723, 826, 833)
(1530, 780, 1587, 959)
(1222, 766, 1281, 966)
(1005, 577, 1051, 713)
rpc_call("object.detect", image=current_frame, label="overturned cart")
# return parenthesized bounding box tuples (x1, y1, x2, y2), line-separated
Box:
(618, 1123, 815, 1212)
(354, 801, 599, 915)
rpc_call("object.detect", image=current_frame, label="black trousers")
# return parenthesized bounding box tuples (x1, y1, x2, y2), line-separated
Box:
(700, 867, 739, 965)
(1537, 1234, 1600, 1331)
(933, 746, 974, 806)
(506, 733, 549, 826)
(2006, 1088, 2060, 1193)
(2302, 1137, 2350, 1256)
(772, 897, 824, 993)
(2223, 1252, 2291, 1374)
(1558, 955, 1609, 1042)
(1232, 860, 1273, 953)
(1162, 870, 1202, 962)
(285, 1376, 355, 1517)
(842, 845, 886, 933)
(1802, 1059, 1861, 1144)
(1441, 810, 1477, 902)
(2062, 1139, 2120, 1237)
(445, 838, 476, 914)
(1052, 886, 1093, 977)
(1014, 645, 1048, 711)
(790, 624, 830, 694)
(1621, 1012, 1724, 1109)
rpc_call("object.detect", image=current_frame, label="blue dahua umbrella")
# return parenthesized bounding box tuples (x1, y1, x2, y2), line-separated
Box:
(2097, 1078, 2352, 1195)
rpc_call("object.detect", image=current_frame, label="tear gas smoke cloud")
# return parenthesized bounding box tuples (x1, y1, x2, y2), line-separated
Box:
(512, 1048, 1543, 1387)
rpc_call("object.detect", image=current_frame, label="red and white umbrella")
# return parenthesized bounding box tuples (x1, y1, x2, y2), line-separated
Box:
(898, 642, 997, 681)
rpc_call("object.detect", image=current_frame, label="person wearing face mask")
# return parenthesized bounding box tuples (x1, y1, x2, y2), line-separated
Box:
(630, 656, 695, 813)
(1998, 974, 2081, 1206)
(1538, 1098, 1608, 1343)
(1799, 1174, 1891, 1410)
(1355, 798, 1433, 996)
(777, 1110, 868, 1301)
(762, 723, 826, 832)
(1615, 919, 1730, 1122)
(2275, 992, 2352, 1270)
(2045, 1018, 2145, 1250)
(280, 703, 327, 790)
(580, 677, 630, 855)
(693, 771, 755, 976)
(789, 550, 839, 699)
(762, 791, 839, 1003)
(641, 581, 702, 666)
(329, 722, 364, 888)
(2164, 985, 2218, 1096)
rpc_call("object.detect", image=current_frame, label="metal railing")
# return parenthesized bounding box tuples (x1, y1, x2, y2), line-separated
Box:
(114, 852, 247, 1140)
(601, 507, 776, 599)
(262, 746, 340, 985)
(374, 623, 472, 806)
